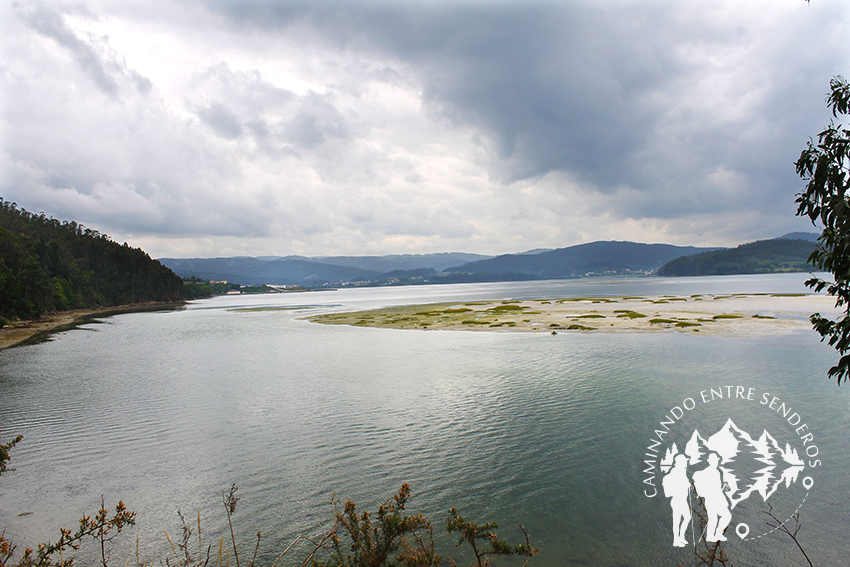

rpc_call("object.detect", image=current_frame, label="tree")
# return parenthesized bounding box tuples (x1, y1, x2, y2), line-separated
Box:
(0, 200, 185, 321)
(795, 75, 850, 384)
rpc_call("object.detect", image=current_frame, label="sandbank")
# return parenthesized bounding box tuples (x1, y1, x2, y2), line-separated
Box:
(308, 293, 841, 336)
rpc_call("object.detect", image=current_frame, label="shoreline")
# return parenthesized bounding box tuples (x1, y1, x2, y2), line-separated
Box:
(0, 302, 184, 351)
(4, 294, 842, 348)
(308, 293, 840, 336)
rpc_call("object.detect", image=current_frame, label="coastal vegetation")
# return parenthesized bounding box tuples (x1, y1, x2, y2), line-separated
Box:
(183, 276, 242, 299)
(307, 294, 835, 335)
(613, 310, 646, 319)
(0, 200, 184, 323)
(182, 276, 283, 299)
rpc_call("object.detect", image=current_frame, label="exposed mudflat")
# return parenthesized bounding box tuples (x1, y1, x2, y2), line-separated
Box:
(308, 293, 840, 336)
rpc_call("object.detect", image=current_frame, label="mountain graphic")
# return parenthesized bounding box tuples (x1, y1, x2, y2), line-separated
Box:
(668, 419, 805, 509)
(706, 419, 749, 463)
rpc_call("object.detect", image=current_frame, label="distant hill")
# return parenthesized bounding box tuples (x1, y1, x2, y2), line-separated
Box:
(249, 252, 490, 271)
(307, 252, 492, 272)
(159, 253, 494, 286)
(779, 231, 819, 242)
(444, 241, 719, 279)
(0, 200, 184, 322)
(657, 239, 816, 277)
(159, 256, 378, 286)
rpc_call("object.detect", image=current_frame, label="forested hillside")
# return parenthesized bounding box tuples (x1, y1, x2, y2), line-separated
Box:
(657, 238, 815, 276)
(444, 241, 718, 278)
(0, 200, 184, 322)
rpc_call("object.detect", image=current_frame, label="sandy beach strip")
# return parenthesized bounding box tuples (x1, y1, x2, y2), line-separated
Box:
(308, 293, 841, 336)
(0, 303, 184, 350)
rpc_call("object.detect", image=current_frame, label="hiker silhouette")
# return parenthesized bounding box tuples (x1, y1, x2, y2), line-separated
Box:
(692, 452, 732, 542)
(662, 453, 691, 547)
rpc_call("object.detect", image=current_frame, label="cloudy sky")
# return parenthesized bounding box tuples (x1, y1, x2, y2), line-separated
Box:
(2, 0, 848, 258)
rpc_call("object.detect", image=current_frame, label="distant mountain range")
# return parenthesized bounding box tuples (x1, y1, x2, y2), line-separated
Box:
(160, 241, 716, 286)
(661, 418, 805, 509)
(159, 233, 821, 287)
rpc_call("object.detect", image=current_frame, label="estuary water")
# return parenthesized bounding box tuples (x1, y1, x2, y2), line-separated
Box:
(1, 274, 848, 566)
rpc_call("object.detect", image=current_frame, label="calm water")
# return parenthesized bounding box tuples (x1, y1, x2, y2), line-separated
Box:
(1, 274, 848, 566)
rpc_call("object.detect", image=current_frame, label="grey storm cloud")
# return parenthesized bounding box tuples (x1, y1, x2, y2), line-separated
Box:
(203, 0, 657, 184)
(198, 0, 846, 212)
(200, 1, 843, 191)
